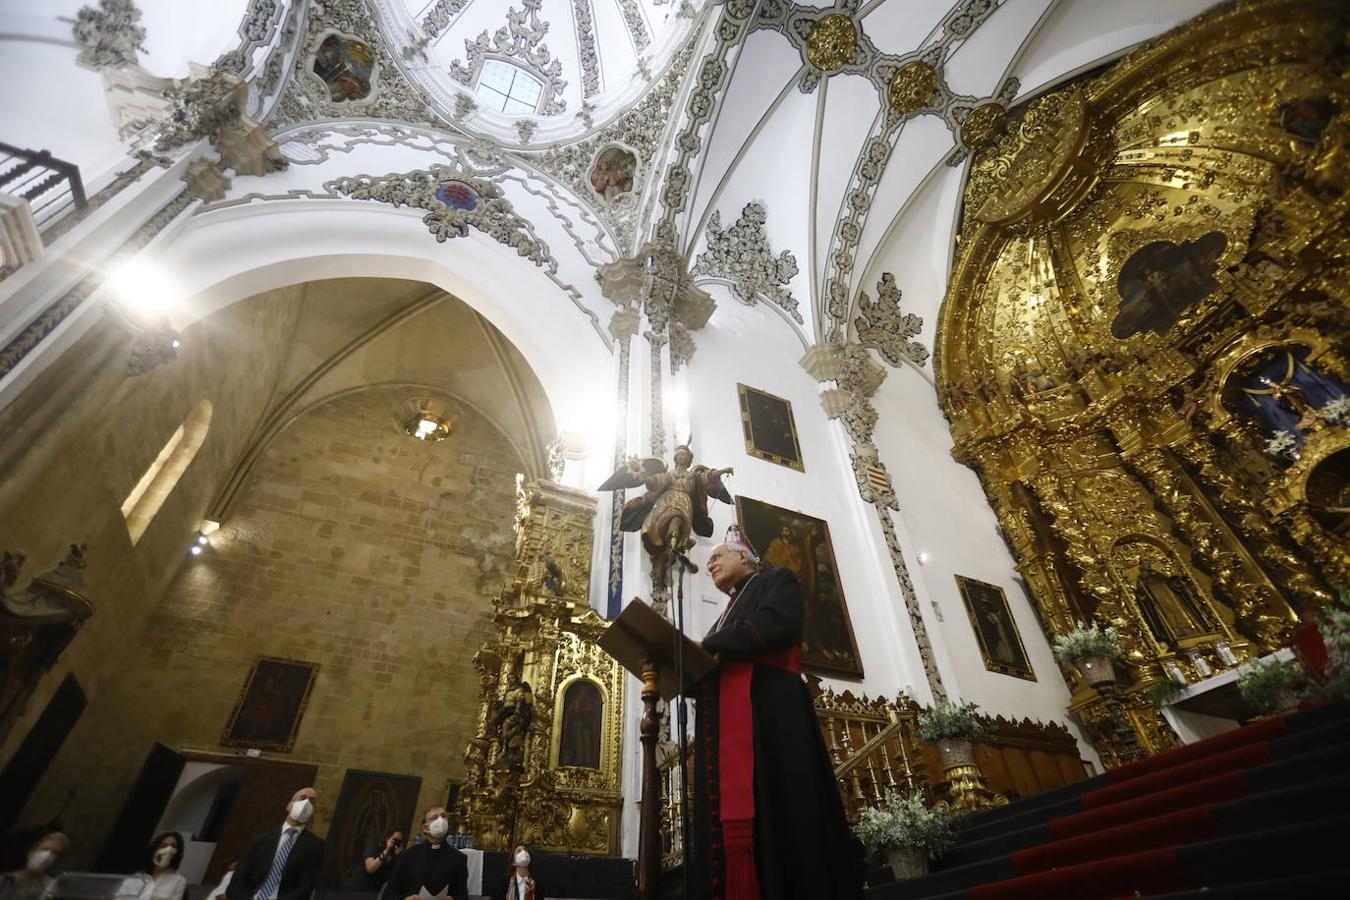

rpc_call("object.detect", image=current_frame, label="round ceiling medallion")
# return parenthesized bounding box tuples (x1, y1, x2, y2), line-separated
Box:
(888, 61, 940, 114)
(960, 103, 1009, 150)
(805, 14, 857, 72)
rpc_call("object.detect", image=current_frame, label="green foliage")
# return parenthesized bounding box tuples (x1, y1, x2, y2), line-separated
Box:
(1302, 591, 1350, 704)
(1236, 657, 1303, 713)
(853, 791, 954, 859)
(1052, 623, 1125, 664)
(1146, 677, 1186, 708)
(916, 699, 987, 743)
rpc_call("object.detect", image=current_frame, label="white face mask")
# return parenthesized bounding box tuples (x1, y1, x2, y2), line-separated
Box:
(154, 846, 176, 867)
(426, 816, 448, 839)
(289, 797, 314, 824)
(514, 851, 530, 868)
(27, 850, 55, 873)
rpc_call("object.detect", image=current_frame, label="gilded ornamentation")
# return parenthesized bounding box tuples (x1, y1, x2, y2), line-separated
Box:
(936, 0, 1348, 766)
(887, 61, 940, 115)
(455, 480, 623, 855)
(958, 102, 1007, 150)
(805, 14, 857, 73)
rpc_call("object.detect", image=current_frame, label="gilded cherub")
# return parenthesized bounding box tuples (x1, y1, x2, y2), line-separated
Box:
(599, 443, 733, 576)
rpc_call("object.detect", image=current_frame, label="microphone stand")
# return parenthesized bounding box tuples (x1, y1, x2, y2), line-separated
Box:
(671, 549, 698, 900)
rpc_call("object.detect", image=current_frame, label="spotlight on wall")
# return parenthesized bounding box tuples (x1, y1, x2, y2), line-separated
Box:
(189, 545, 203, 556)
(917, 551, 930, 565)
(405, 413, 451, 442)
(105, 256, 179, 325)
(196, 534, 209, 546)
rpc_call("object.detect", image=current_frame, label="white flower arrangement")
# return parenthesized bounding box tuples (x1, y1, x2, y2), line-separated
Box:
(1264, 429, 1299, 460)
(853, 791, 954, 859)
(1319, 396, 1350, 428)
(1052, 622, 1125, 664)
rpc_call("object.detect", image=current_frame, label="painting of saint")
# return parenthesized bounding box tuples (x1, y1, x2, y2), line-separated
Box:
(321, 770, 421, 889)
(956, 576, 1035, 681)
(1110, 231, 1228, 339)
(557, 680, 604, 769)
(222, 657, 318, 752)
(435, 180, 479, 211)
(589, 146, 637, 202)
(739, 384, 804, 471)
(312, 34, 375, 103)
(736, 497, 863, 678)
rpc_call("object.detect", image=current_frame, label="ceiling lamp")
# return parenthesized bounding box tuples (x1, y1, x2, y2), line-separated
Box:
(405, 413, 451, 442)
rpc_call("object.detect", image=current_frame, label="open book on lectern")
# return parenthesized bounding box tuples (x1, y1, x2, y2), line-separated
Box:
(597, 599, 718, 701)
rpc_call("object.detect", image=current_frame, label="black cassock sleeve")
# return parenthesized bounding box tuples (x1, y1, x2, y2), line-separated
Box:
(700, 567, 803, 659)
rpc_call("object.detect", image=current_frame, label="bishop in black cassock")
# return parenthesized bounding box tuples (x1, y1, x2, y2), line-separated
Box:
(690, 541, 864, 899)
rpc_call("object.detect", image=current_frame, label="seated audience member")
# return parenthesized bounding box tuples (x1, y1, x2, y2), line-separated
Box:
(136, 832, 187, 900)
(386, 808, 467, 900)
(0, 833, 69, 900)
(225, 787, 325, 900)
(344, 830, 403, 893)
(204, 861, 237, 900)
(501, 846, 541, 900)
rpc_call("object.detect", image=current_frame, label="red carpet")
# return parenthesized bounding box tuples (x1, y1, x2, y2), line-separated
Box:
(866, 700, 1350, 900)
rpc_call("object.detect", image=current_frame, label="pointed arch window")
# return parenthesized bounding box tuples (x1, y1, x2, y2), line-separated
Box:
(121, 400, 213, 545)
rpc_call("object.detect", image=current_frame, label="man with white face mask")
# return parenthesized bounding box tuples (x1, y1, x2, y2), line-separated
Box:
(226, 787, 325, 900)
(386, 807, 468, 900)
(0, 832, 68, 900)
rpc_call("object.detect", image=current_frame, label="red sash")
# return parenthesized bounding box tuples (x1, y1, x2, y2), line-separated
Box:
(717, 646, 801, 900)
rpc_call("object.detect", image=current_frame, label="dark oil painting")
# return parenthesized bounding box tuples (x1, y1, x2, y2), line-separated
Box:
(956, 576, 1035, 681)
(312, 34, 375, 103)
(738, 384, 804, 472)
(1111, 231, 1227, 339)
(222, 657, 319, 752)
(557, 679, 604, 769)
(735, 496, 862, 678)
(322, 769, 422, 889)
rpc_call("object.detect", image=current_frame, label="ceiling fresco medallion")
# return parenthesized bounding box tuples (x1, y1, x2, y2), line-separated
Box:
(887, 60, 940, 114)
(960, 103, 1008, 150)
(434, 179, 480, 211)
(312, 33, 376, 103)
(805, 14, 857, 72)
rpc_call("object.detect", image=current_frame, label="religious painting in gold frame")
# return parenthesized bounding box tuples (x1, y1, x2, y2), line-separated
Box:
(735, 496, 863, 678)
(738, 384, 804, 472)
(956, 576, 1035, 681)
(221, 656, 320, 752)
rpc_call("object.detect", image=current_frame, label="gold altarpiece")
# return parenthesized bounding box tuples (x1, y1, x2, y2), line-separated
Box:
(935, 0, 1349, 766)
(453, 477, 626, 855)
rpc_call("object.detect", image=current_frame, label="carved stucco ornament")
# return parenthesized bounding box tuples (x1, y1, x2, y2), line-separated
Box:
(888, 61, 940, 114)
(326, 165, 552, 268)
(692, 202, 801, 323)
(855, 273, 928, 368)
(805, 14, 857, 73)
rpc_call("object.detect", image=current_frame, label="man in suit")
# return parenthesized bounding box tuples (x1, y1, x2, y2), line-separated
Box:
(386, 807, 468, 900)
(225, 787, 325, 900)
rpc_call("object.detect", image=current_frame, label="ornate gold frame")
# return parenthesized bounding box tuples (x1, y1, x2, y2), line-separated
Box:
(955, 576, 1036, 681)
(738, 383, 805, 472)
(221, 656, 319, 753)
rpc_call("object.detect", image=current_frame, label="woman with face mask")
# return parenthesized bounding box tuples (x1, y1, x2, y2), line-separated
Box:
(0, 832, 69, 900)
(135, 831, 187, 900)
(500, 846, 541, 900)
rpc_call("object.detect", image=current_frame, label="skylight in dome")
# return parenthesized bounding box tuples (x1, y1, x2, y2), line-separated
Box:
(476, 59, 544, 115)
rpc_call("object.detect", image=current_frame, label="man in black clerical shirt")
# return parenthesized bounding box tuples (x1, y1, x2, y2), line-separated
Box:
(386, 807, 468, 900)
(691, 540, 863, 900)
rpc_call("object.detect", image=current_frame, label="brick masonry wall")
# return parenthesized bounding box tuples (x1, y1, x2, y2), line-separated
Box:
(17, 383, 523, 864)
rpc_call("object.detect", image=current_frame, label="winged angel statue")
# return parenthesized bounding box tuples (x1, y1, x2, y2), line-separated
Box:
(599, 444, 733, 579)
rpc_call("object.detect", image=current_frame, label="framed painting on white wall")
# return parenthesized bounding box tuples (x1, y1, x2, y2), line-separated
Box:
(956, 576, 1036, 681)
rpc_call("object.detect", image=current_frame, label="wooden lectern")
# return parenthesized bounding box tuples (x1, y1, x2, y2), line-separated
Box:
(598, 599, 717, 900)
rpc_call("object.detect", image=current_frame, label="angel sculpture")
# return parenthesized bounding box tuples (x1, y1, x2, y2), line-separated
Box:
(599, 443, 733, 577)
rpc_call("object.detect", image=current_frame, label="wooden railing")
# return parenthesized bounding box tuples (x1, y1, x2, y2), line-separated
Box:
(0, 142, 86, 231)
(817, 688, 929, 821)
